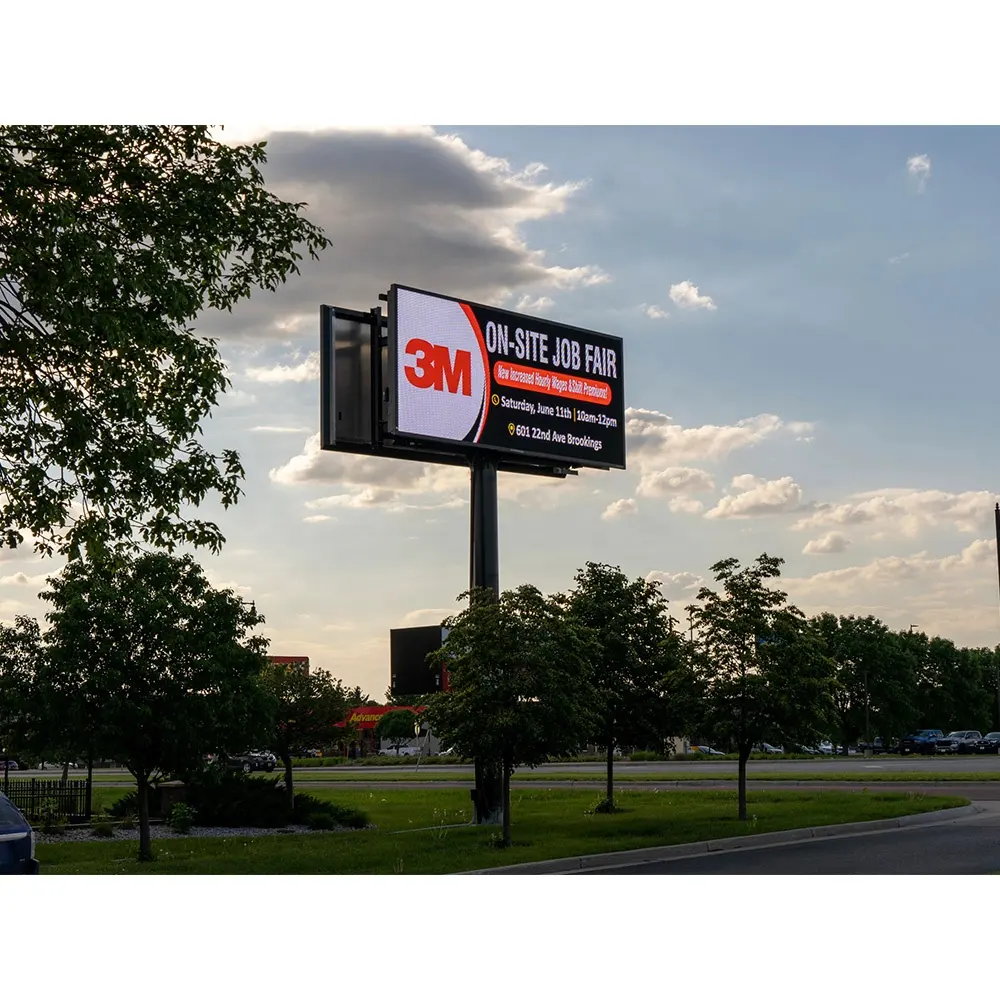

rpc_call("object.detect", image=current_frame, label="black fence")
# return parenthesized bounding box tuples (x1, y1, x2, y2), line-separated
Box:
(3, 778, 90, 822)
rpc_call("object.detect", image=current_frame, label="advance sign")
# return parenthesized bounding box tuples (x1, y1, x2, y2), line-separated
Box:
(389, 285, 625, 470)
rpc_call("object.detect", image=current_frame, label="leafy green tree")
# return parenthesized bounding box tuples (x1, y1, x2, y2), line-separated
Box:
(39, 552, 272, 861)
(261, 663, 351, 808)
(0, 125, 329, 559)
(0, 615, 43, 775)
(812, 613, 917, 751)
(560, 562, 675, 808)
(375, 709, 420, 754)
(689, 555, 837, 820)
(425, 586, 598, 847)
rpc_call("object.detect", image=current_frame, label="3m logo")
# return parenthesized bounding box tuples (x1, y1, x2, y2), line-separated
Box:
(403, 338, 472, 396)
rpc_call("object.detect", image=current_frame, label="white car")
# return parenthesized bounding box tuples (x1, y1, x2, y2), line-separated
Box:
(761, 743, 784, 754)
(691, 745, 725, 756)
(817, 740, 834, 755)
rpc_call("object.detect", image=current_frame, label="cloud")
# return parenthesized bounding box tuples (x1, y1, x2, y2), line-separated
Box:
(636, 467, 715, 498)
(513, 295, 556, 314)
(641, 303, 669, 320)
(209, 579, 253, 597)
(784, 538, 993, 597)
(602, 498, 638, 520)
(888, 252, 910, 265)
(669, 497, 705, 515)
(802, 531, 850, 555)
(625, 409, 812, 473)
(704, 475, 804, 519)
(907, 153, 931, 191)
(245, 354, 320, 383)
(0, 571, 50, 587)
(251, 426, 313, 434)
(644, 570, 706, 599)
(303, 514, 336, 523)
(399, 608, 454, 627)
(792, 488, 999, 538)
(196, 128, 609, 343)
(669, 281, 717, 311)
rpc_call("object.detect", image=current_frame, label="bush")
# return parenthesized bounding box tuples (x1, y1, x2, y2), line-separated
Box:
(92, 819, 115, 838)
(307, 812, 336, 830)
(589, 797, 625, 814)
(629, 750, 667, 762)
(168, 802, 197, 834)
(39, 801, 66, 835)
(292, 793, 368, 830)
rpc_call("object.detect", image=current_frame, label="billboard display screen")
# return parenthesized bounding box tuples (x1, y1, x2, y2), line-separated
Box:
(389, 285, 626, 470)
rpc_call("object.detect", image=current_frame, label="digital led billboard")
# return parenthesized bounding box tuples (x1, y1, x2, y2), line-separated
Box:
(388, 285, 626, 470)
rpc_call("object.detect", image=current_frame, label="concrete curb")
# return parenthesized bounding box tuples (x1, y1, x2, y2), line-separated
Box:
(463, 803, 983, 874)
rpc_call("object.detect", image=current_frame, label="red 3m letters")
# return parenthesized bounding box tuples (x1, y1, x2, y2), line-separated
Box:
(403, 338, 472, 396)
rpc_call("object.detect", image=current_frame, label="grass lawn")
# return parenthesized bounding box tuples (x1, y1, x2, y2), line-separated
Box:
(35, 787, 968, 875)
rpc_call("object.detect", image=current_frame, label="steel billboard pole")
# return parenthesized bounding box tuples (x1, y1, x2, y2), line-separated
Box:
(469, 455, 502, 823)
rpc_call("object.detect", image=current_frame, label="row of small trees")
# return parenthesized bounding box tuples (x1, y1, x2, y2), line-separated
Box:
(0, 552, 359, 860)
(425, 556, 1000, 844)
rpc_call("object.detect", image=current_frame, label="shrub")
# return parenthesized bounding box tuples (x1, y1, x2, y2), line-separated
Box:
(92, 819, 115, 838)
(307, 812, 336, 830)
(39, 801, 66, 835)
(589, 797, 625, 814)
(168, 802, 197, 834)
(292, 793, 368, 829)
(629, 750, 667, 762)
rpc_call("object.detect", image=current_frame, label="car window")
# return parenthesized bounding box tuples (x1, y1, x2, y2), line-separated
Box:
(987, 733, 1000, 740)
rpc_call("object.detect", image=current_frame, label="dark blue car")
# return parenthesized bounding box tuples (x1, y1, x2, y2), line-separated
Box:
(0, 793, 39, 874)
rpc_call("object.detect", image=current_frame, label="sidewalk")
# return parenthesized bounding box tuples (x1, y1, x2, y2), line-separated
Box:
(464, 803, 985, 874)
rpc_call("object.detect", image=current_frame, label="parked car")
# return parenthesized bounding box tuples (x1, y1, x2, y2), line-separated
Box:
(761, 743, 784, 754)
(438, 747, 457, 756)
(974, 732, 1000, 754)
(0, 793, 38, 874)
(817, 740, 834, 755)
(691, 745, 725, 756)
(2, 760, 18, 771)
(935, 731, 982, 755)
(378, 745, 421, 757)
(899, 729, 944, 755)
(224, 750, 276, 773)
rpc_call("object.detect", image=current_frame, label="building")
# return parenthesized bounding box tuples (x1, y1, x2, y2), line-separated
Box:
(336, 704, 438, 757)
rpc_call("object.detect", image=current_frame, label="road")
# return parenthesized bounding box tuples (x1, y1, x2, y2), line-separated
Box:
(578, 803, 1000, 874)
(8, 754, 1000, 779)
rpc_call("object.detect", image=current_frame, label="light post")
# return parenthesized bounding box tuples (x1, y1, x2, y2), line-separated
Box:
(2, 746, 9, 796)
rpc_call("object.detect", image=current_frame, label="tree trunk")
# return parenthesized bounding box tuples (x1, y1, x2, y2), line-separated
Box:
(282, 751, 294, 813)
(137, 773, 153, 862)
(86, 751, 93, 820)
(501, 753, 512, 847)
(738, 748, 749, 821)
(605, 732, 614, 807)
(61, 760, 69, 783)
(472, 758, 503, 825)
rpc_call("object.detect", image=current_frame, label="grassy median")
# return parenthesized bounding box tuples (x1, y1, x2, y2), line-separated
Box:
(35, 787, 968, 875)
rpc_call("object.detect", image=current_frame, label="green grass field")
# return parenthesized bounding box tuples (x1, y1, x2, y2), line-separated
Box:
(35, 786, 968, 875)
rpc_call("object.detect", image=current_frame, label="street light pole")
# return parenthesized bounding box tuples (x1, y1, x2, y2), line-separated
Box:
(994, 503, 1000, 727)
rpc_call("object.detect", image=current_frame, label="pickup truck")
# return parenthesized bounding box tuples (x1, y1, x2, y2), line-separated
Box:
(934, 731, 981, 754)
(898, 729, 944, 755)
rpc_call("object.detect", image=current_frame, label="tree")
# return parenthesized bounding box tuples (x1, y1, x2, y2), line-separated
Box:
(39, 552, 272, 861)
(812, 613, 917, 751)
(0, 616, 42, 781)
(689, 555, 837, 820)
(375, 709, 420, 754)
(261, 663, 351, 808)
(560, 562, 675, 809)
(425, 586, 598, 847)
(0, 126, 329, 559)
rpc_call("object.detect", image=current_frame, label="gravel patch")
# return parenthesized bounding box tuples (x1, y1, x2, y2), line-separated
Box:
(34, 824, 353, 845)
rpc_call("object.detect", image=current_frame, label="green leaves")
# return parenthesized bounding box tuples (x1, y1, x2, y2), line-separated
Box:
(0, 125, 330, 557)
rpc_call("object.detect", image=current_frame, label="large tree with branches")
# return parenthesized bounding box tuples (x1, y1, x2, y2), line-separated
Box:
(0, 125, 329, 558)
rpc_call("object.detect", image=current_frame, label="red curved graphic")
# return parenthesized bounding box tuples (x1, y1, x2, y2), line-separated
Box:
(460, 302, 490, 442)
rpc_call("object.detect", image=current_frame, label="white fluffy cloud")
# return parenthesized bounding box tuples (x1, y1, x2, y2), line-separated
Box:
(625, 409, 813, 473)
(644, 569, 706, 599)
(636, 467, 715, 498)
(907, 153, 931, 191)
(704, 475, 805, 519)
(245, 354, 320, 383)
(669, 281, 716, 311)
(252, 426, 313, 434)
(785, 538, 993, 597)
(802, 531, 850, 555)
(669, 497, 705, 515)
(198, 127, 609, 343)
(602, 498, 638, 520)
(792, 488, 999, 538)
(399, 608, 454, 627)
(641, 303, 669, 320)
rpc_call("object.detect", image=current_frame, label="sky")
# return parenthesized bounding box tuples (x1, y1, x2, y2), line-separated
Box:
(4, 125, 1000, 697)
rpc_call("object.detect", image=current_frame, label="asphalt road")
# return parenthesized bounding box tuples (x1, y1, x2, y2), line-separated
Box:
(9, 754, 1000, 779)
(579, 803, 1000, 874)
